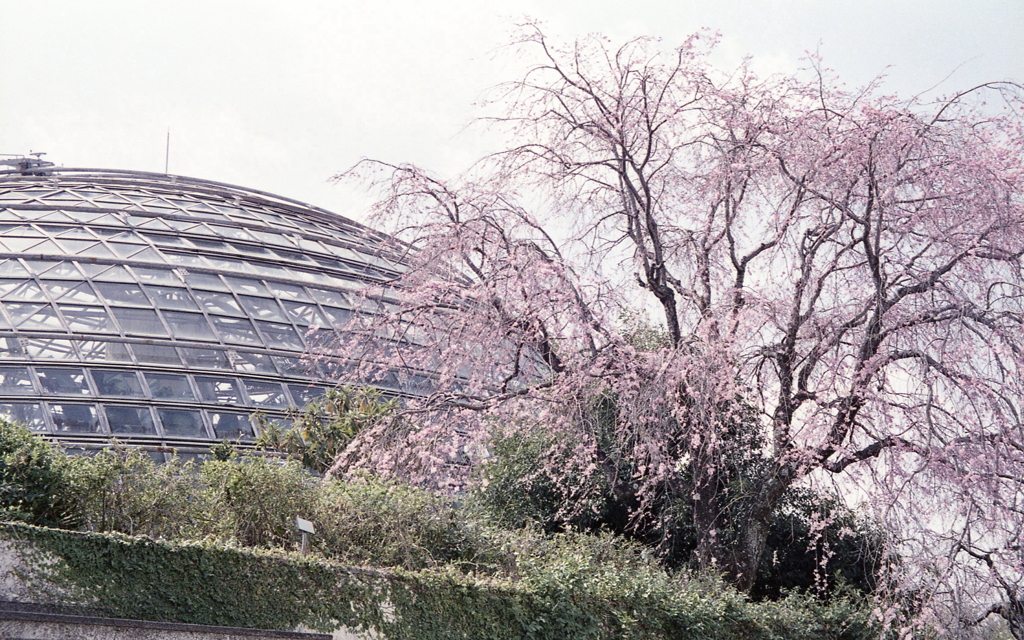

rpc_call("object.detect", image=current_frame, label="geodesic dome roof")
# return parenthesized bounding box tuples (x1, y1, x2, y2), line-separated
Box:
(0, 166, 414, 457)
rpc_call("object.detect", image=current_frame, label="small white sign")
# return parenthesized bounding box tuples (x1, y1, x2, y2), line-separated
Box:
(296, 516, 315, 534)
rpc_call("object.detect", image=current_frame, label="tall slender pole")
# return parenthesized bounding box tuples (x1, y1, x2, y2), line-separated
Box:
(165, 128, 170, 174)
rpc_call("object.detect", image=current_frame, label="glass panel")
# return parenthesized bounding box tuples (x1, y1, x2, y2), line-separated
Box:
(304, 327, 338, 351)
(0, 403, 46, 431)
(50, 403, 100, 433)
(195, 376, 242, 404)
(0, 260, 31, 278)
(194, 291, 242, 316)
(24, 339, 77, 360)
(132, 266, 180, 285)
(30, 261, 81, 279)
(159, 310, 217, 341)
(184, 273, 228, 291)
(157, 408, 206, 437)
(145, 373, 195, 400)
(147, 285, 199, 310)
(229, 350, 277, 373)
(105, 405, 156, 435)
(2, 281, 48, 302)
(180, 347, 230, 369)
(320, 306, 353, 329)
(288, 384, 326, 407)
(91, 369, 143, 396)
(37, 368, 91, 395)
(211, 316, 261, 345)
(7, 303, 65, 330)
(95, 282, 151, 307)
(308, 288, 347, 307)
(243, 380, 287, 407)
(130, 343, 181, 366)
(281, 301, 328, 327)
(59, 305, 117, 333)
(112, 307, 167, 336)
(273, 356, 316, 377)
(0, 366, 34, 394)
(224, 277, 270, 297)
(208, 412, 254, 440)
(257, 321, 304, 350)
(78, 340, 133, 362)
(0, 338, 24, 359)
(165, 253, 207, 268)
(45, 281, 100, 304)
(269, 283, 311, 301)
(85, 265, 134, 282)
(238, 295, 286, 321)
(0, 279, 26, 297)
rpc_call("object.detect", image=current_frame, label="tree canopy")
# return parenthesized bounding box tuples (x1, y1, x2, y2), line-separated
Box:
(330, 25, 1024, 636)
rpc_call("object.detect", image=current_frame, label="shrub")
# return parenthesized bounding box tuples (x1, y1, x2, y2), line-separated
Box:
(0, 420, 78, 528)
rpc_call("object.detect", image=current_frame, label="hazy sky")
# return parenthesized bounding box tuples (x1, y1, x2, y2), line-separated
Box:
(1, 0, 1021, 221)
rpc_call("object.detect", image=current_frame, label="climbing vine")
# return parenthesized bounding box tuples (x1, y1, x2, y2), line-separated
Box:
(1, 523, 878, 640)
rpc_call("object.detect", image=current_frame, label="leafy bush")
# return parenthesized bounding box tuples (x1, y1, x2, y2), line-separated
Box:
(70, 447, 211, 539)
(256, 385, 399, 475)
(0, 420, 78, 528)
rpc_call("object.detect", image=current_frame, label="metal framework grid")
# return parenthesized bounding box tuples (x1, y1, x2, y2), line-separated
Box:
(0, 167, 414, 458)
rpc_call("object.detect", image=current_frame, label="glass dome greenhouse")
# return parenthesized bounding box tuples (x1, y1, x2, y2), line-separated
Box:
(0, 164, 412, 458)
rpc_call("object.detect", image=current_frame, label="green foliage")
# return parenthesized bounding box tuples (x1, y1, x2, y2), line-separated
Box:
(201, 457, 317, 548)
(0, 420, 78, 528)
(4, 522, 881, 640)
(69, 447, 210, 539)
(256, 385, 399, 475)
(314, 475, 494, 570)
(471, 422, 886, 601)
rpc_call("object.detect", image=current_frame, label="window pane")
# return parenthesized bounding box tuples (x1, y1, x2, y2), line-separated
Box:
(59, 305, 117, 333)
(45, 281, 100, 304)
(157, 408, 206, 437)
(269, 283, 311, 301)
(257, 321, 303, 350)
(7, 303, 64, 331)
(288, 384, 326, 407)
(0, 402, 46, 431)
(224, 277, 269, 297)
(146, 285, 198, 310)
(195, 376, 242, 404)
(50, 403, 100, 433)
(130, 343, 181, 366)
(37, 368, 91, 395)
(238, 295, 286, 322)
(184, 273, 228, 291)
(273, 356, 316, 377)
(0, 367, 34, 394)
(180, 347, 230, 369)
(24, 339, 77, 360)
(281, 301, 328, 327)
(0, 337, 23, 359)
(78, 340, 132, 362)
(211, 316, 261, 345)
(243, 380, 287, 407)
(307, 288, 348, 309)
(321, 306, 353, 329)
(132, 267, 180, 285)
(94, 282, 151, 307)
(229, 350, 277, 374)
(161, 310, 218, 341)
(195, 291, 243, 316)
(1, 281, 48, 302)
(112, 307, 167, 336)
(105, 405, 156, 435)
(92, 369, 144, 396)
(208, 412, 253, 440)
(145, 373, 195, 400)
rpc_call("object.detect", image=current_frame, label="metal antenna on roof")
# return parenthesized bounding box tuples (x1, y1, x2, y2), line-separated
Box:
(165, 128, 170, 174)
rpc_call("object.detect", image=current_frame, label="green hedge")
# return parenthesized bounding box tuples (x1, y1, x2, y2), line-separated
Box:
(2, 522, 879, 640)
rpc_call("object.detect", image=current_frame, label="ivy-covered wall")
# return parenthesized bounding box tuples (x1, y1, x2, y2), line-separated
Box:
(0, 523, 877, 640)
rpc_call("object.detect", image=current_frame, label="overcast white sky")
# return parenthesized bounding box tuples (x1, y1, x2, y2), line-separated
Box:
(1, 0, 1021, 221)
